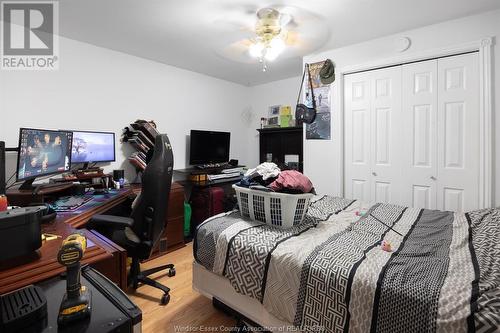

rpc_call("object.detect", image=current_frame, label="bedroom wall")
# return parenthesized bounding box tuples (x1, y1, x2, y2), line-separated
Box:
(246, 76, 302, 167)
(0, 36, 250, 184)
(303, 9, 500, 203)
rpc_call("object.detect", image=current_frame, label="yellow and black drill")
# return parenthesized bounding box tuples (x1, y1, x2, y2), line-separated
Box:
(57, 233, 92, 326)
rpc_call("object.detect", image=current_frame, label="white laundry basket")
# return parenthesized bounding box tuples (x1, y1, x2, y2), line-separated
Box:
(233, 185, 314, 228)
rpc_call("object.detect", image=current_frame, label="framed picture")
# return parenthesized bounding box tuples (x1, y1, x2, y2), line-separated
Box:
(266, 105, 281, 127)
(268, 105, 281, 117)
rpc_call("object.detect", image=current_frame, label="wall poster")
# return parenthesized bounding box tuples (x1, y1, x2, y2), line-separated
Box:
(305, 60, 332, 140)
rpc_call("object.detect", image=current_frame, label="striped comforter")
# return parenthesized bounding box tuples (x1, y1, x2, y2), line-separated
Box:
(194, 196, 500, 333)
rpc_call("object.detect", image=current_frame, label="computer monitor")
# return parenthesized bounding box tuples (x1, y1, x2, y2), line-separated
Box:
(189, 130, 230, 165)
(71, 131, 116, 168)
(17, 128, 73, 189)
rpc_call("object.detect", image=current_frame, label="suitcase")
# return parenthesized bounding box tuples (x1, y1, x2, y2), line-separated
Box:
(190, 186, 225, 230)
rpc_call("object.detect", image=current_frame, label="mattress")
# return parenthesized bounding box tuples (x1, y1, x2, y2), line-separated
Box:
(193, 196, 500, 333)
(192, 261, 293, 332)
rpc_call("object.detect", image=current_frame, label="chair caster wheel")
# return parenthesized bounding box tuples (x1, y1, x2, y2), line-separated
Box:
(168, 268, 176, 277)
(160, 293, 170, 305)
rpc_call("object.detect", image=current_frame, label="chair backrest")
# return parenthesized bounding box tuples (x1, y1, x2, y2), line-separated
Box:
(130, 134, 174, 256)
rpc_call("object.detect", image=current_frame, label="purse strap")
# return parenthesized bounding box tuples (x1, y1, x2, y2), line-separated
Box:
(296, 63, 316, 108)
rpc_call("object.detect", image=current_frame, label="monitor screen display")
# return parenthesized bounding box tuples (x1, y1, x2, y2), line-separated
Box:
(71, 131, 116, 163)
(189, 130, 230, 165)
(17, 128, 73, 181)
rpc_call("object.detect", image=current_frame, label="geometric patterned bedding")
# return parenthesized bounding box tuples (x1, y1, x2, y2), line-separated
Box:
(194, 196, 500, 333)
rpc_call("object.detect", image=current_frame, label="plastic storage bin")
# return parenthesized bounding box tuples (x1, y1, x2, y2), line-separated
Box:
(233, 185, 313, 228)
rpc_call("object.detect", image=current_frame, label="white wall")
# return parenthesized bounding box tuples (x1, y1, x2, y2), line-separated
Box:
(2, 9, 499, 202)
(304, 9, 500, 203)
(0, 36, 250, 184)
(246, 76, 302, 166)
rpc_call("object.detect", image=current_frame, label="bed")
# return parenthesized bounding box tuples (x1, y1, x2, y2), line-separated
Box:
(193, 196, 500, 333)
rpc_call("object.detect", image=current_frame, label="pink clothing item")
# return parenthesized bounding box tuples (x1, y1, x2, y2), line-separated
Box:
(269, 170, 313, 193)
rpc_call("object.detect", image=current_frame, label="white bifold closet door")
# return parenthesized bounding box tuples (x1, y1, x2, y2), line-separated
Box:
(401, 59, 439, 209)
(345, 52, 480, 211)
(344, 67, 402, 204)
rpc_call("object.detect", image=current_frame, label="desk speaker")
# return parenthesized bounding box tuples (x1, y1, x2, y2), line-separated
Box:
(0, 141, 5, 195)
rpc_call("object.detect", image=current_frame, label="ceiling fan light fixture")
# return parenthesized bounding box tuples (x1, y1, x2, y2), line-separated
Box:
(264, 49, 279, 61)
(249, 42, 265, 58)
(249, 7, 291, 71)
(269, 37, 285, 53)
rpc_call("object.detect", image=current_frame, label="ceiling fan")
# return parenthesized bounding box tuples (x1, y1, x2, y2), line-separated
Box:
(248, 7, 290, 71)
(213, 5, 328, 72)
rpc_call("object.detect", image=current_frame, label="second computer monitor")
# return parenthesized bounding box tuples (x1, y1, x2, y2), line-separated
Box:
(71, 131, 115, 165)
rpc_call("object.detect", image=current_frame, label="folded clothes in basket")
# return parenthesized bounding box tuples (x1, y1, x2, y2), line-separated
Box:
(248, 185, 273, 192)
(269, 170, 314, 194)
(237, 175, 277, 188)
(244, 162, 281, 180)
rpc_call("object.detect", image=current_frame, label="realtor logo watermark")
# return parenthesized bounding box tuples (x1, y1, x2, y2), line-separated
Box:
(1, 1, 59, 70)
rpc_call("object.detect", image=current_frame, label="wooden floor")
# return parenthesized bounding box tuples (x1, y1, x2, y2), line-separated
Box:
(127, 242, 235, 333)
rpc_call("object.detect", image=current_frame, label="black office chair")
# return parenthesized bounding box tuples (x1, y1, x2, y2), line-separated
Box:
(87, 134, 175, 305)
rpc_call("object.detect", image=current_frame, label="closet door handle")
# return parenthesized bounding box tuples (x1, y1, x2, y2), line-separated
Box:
(430, 176, 437, 181)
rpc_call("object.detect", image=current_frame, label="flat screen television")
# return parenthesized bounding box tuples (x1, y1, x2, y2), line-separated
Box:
(71, 130, 116, 166)
(16, 128, 73, 189)
(189, 130, 230, 165)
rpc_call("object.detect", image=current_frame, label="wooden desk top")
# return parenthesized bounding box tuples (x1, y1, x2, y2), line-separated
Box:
(0, 187, 133, 294)
(56, 188, 133, 228)
(0, 224, 112, 294)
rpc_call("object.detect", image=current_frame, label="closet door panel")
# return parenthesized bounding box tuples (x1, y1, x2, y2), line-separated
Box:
(370, 67, 402, 204)
(437, 53, 479, 212)
(344, 73, 371, 202)
(402, 60, 438, 209)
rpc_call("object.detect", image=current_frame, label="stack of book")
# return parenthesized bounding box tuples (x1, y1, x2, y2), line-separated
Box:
(122, 121, 159, 171)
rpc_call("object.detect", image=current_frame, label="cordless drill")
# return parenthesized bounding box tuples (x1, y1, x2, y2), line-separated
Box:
(57, 233, 92, 326)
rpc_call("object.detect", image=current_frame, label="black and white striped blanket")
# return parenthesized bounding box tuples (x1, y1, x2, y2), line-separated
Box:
(194, 196, 500, 333)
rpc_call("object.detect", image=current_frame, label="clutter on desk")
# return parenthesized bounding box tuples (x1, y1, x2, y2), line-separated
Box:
(0, 285, 48, 332)
(0, 206, 43, 263)
(57, 233, 91, 326)
(113, 169, 125, 187)
(41, 233, 61, 242)
(0, 194, 7, 211)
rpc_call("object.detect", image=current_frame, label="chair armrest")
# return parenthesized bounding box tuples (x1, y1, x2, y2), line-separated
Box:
(87, 215, 134, 230)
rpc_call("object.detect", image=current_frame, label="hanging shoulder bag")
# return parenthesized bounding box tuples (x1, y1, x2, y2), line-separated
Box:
(295, 63, 317, 125)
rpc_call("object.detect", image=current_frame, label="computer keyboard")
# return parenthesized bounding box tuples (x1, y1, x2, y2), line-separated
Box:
(207, 172, 241, 181)
(195, 162, 230, 170)
(220, 167, 244, 174)
(52, 196, 92, 212)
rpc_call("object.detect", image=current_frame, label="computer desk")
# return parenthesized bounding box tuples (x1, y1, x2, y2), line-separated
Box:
(0, 187, 134, 295)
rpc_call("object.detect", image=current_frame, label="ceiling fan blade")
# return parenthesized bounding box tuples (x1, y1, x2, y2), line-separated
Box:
(213, 2, 259, 16)
(216, 39, 256, 64)
(212, 3, 330, 65)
